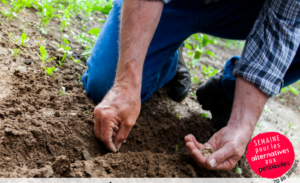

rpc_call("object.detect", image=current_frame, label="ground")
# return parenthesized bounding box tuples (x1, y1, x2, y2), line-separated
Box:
(0, 5, 299, 178)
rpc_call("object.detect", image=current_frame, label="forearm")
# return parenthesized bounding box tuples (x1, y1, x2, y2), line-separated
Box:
(115, 0, 164, 90)
(228, 77, 268, 136)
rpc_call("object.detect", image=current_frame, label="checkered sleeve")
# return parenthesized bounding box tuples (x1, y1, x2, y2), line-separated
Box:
(233, 0, 300, 97)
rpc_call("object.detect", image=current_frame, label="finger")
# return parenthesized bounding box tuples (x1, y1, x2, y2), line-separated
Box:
(113, 125, 119, 132)
(114, 121, 134, 150)
(185, 134, 205, 150)
(206, 144, 237, 170)
(190, 149, 208, 168)
(99, 120, 117, 152)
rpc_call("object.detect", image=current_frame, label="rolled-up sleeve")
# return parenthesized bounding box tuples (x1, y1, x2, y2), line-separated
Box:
(233, 0, 300, 97)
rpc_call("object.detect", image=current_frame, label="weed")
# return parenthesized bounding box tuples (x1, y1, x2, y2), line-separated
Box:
(280, 98, 285, 102)
(175, 144, 178, 151)
(21, 33, 29, 47)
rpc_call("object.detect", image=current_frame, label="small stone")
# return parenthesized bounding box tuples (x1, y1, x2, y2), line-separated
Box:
(83, 163, 92, 176)
(24, 59, 32, 65)
(82, 150, 92, 160)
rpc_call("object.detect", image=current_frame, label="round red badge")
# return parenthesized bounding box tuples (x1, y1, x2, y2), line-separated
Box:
(246, 132, 295, 179)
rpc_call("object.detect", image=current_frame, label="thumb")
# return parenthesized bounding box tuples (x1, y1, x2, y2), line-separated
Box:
(113, 121, 134, 150)
(206, 145, 234, 170)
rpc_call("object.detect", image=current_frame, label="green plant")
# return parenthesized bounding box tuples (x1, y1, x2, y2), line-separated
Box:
(57, 52, 67, 67)
(202, 65, 218, 79)
(184, 34, 216, 68)
(59, 86, 76, 97)
(88, 28, 101, 37)
(9, 48, 20, 57)
(288, 85, 299, 96)
(42, 65, 56, 76)
(71, 56, 81, 63)
(53, 38, 72, 55)
(78, 74, 83, 85)
(175, 144, 178, 151)
(21, 33, 29, 47)
(191, 76, 200, 84)
(38, 45, 56, 65)
(234, 163, 242, 175)
(201, 113, 211, 119)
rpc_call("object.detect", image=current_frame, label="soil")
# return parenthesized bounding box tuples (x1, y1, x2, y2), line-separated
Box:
(0, 4, 299, 179)
(201, 148, 216, 158)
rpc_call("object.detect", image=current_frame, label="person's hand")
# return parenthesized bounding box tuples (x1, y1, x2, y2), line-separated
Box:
(185, 124, 252, 170)
(94, 83, 141, 152)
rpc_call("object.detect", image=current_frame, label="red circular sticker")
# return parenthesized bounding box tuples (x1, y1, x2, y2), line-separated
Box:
(246, 132, 295, 179)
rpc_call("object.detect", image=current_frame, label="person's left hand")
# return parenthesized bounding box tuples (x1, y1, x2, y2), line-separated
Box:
(185, 124, 252, 170)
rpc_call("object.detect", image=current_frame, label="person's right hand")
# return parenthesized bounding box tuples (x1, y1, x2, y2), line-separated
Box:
(94, 83, 141, 152)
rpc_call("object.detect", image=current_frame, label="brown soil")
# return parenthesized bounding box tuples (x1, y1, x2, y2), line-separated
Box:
(0, 6, 256, 178)
(201, 148, 216, 158)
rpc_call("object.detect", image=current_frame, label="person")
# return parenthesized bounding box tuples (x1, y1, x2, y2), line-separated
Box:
(81, 0, 300, 171)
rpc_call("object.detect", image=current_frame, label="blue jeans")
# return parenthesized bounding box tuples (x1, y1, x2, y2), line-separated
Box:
(82, 0, 300, 104)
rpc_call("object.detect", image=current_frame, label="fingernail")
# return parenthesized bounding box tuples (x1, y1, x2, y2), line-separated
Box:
(209, 159, 216, 168)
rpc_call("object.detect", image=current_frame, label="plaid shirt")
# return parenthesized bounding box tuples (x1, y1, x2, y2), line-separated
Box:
(159, 0, 300, 97)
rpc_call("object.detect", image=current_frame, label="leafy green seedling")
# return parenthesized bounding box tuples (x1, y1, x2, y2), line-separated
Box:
(59, 87, 66, 96)
(190, 91, 196, 96)
(175, 144, 178, 151)
(201, 113, 211, 119)
(234, 163, 242, 175)
(288, 85, 299, 96)
(202, 65, 218, 79)
(264, 105, 271, 113)
(289, 123, 298, 130)
(88, 28, 101, 37)
(71, 56, 81, 63)
(78, 74, 83, 85)
(175, 113, 181, 120)
(280, 98, 285, 102)
(57, 52, 67, 67)
(9, 48, 19, 57)
(42, 66, 56, 76)
(38, 45, 56, 64)
(21, 33, 29, 47)
(191, 76, 200, 84)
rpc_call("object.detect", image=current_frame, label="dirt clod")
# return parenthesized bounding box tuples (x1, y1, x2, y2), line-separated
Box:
(51, 156, 71, 175)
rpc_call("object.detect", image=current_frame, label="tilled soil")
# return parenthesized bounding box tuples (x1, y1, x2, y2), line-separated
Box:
(0, 6, 255, 178)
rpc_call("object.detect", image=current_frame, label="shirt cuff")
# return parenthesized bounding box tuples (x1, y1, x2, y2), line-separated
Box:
(233, 59, 283, 97)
